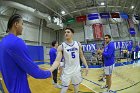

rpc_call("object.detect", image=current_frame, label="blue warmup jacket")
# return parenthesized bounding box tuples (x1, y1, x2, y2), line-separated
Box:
(49, 48, 57, 65)
(0, 33, 51, 93)
(135, 45, 140, 52)
(127, 45, 132, 52)
(103, 42, 115, 66)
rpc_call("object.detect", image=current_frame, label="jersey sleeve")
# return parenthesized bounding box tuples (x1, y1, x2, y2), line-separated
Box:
(7, 38, 51, 79)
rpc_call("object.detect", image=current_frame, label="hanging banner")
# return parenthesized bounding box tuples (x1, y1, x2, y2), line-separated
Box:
(110, 13, 120, 18)
(88, 13, 99, 20)
(103, 24, 111, 35)
(64, 18, 75, 24)
(93, 24, 103, 39)
(110, 24, 119, 37)
(117, 23, 128, 37)
(120, 12, 129, 19)
(100, 13, 110, 19)
(84, 25, 94, 39)
(76, 15, 87, 22)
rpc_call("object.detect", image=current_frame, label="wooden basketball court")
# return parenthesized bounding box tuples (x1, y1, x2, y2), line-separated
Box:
(82, 60, 140, 93)
(28, 77, 94, 93)
(28, 64, 94, 93)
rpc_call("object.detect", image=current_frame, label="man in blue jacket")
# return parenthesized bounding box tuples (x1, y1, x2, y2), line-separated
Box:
(98, 34, 115, 92)
(49, 40, 61, 88)
(0, 14, 51, 93)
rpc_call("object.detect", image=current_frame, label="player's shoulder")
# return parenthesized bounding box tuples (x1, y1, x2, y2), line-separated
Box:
(50, 47, 56, 52)
(110, 41, 114, 44)
(57, 45, 63, 51)
(75, 41, 82, 47)
(109, 42, 114, 47)
(60, 42, 66, 47)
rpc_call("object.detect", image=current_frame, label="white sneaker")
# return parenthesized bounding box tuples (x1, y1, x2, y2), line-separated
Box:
(98, 78, 105, 82)
(101, 85, 108, 89)
(52, 80, 55, 85)
(55, 84, 62, 88)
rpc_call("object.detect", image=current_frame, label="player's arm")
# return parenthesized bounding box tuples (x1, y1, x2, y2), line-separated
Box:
(49, 45, 63, 72)
(7, 39, 51, 79)
(78, 42, 88, 76)
(78, 42, 88, 68)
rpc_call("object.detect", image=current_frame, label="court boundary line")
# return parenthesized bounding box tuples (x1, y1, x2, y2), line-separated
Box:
(81, 83, 98, 93)
(115, 80, 140, 92)
(82, 78, 101, 87)
(82, 77, 140, 92)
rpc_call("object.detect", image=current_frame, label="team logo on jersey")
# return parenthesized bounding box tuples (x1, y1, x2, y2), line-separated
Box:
(67, 47, 78, 52)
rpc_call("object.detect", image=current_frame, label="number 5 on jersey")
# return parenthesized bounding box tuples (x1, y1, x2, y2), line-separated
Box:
(71, 52, 75, 58)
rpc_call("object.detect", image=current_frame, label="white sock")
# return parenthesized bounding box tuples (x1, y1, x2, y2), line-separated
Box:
(60, 86, 68, 93)
(74, 85, 79, 93)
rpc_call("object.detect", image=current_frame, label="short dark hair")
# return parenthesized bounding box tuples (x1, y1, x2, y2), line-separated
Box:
(64, 27, 74, 33)
(6, 14, 22, 33)
(51, 41, 57, 47)
(105, 34, 111, 39)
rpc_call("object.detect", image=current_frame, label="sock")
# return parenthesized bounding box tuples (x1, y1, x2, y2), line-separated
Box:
(74, 85, 79, 93)
(60, 86, 68, 93)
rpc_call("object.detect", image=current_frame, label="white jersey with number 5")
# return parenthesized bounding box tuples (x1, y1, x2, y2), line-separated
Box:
(62, 41, 81, 75)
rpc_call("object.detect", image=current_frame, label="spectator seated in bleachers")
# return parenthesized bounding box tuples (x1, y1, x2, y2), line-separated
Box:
(122, 49, 128, 58)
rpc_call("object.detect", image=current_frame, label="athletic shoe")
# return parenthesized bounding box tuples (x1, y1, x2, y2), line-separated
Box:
(55, 84, 62, 88)
(98, 78, 105, 82)
(52, 80, 55, 85)
(100, 85, 108, 89)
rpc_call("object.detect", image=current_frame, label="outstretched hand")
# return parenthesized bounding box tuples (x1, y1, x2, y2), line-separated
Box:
(84, 67, 89, 76)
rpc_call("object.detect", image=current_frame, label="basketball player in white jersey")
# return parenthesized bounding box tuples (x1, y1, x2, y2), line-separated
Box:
(49, 27, 88, 93)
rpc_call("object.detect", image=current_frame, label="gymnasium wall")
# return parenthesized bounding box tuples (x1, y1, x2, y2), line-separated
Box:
(58, 30, 65, 44)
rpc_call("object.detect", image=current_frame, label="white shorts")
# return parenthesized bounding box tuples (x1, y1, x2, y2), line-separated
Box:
(104, 64, 115, 75)
(61, 72, 82, 87)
